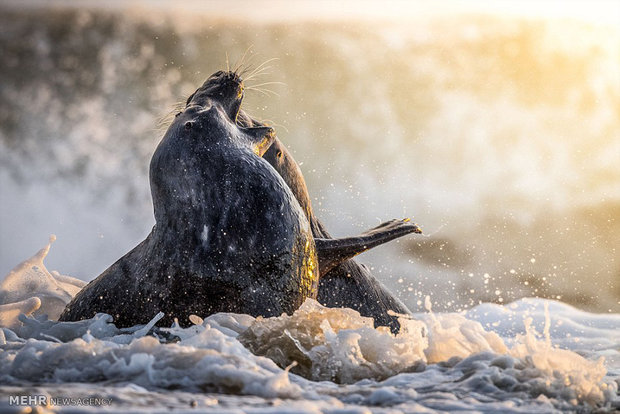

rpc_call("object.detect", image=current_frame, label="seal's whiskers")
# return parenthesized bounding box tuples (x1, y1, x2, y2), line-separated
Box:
(242, 66, 272, 82)
(244, 58, 279, 81)
(233, 45, 255, 74)
(245, 86, 280, 97)
(154, 101, 186, 132)
(247, 81, 286, 88)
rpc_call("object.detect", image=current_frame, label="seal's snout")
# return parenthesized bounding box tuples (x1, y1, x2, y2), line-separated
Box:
(185, 70, 245, 123)
(220, 71, 244, 102)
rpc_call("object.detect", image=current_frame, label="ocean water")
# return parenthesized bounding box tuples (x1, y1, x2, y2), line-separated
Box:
(0, 2, 618, 315)
(1, 1, 619, 412)
(0, 238, 618, 413)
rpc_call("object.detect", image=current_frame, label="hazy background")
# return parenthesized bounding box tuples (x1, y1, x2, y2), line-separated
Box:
(1, 0, 618, 313)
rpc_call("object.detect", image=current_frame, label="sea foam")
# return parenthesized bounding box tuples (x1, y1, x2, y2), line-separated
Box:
(0, 237, 618, 412)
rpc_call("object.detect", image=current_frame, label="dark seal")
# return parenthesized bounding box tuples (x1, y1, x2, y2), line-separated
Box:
(237, 111, 421, 333)
(60, 71, 318, 327)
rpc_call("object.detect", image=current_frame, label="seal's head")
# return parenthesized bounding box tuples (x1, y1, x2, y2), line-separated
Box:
(185, 70, 245, 123)
(262, 138, 313, 220)
(150, 71, 276, 222)
(236, 109, 314, 222)
(161, 70, 274, 157)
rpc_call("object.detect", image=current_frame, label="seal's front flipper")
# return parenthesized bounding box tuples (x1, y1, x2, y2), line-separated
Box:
(315, 218, 422, 276)
(240, 126, 275, 156)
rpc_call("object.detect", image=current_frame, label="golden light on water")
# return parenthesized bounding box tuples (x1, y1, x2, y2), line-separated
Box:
(0, 0, 618, 311)
(1, 7, 620, 413)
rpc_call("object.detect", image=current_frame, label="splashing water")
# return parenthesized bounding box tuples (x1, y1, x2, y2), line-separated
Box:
(0, 238, 618, 412)
(0, 235, 85, 329)
(1, 5, 619, 317)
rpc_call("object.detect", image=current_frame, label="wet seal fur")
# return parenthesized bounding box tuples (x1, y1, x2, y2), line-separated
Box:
(60, 71, 319, 327)
(238, 111, 421, 333)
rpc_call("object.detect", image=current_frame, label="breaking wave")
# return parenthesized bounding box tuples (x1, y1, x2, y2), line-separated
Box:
(1, 238, 618, 412)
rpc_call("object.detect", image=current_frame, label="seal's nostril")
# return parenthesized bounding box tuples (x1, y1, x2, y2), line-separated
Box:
(185, 121, 193, 130)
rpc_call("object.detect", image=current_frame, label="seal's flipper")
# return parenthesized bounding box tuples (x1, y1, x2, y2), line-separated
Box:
(317, 259, 411, 334)
(315, 218, 421, 276)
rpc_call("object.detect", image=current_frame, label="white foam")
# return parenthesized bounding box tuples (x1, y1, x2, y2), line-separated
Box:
(0, 238, 618, 412)
(239, 299, 428, 383)
(0, 235, 84, 325)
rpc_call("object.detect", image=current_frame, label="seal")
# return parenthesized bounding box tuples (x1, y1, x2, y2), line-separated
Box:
(237, 111, 421, 333)
(60, 71, 319, 327)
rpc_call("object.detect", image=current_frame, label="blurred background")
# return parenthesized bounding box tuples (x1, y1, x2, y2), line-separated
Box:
(1, 0, 618, 313)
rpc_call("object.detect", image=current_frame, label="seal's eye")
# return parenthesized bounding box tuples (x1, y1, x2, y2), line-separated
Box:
(276, 150, 283, 159)
(184, 121, 193, 130)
